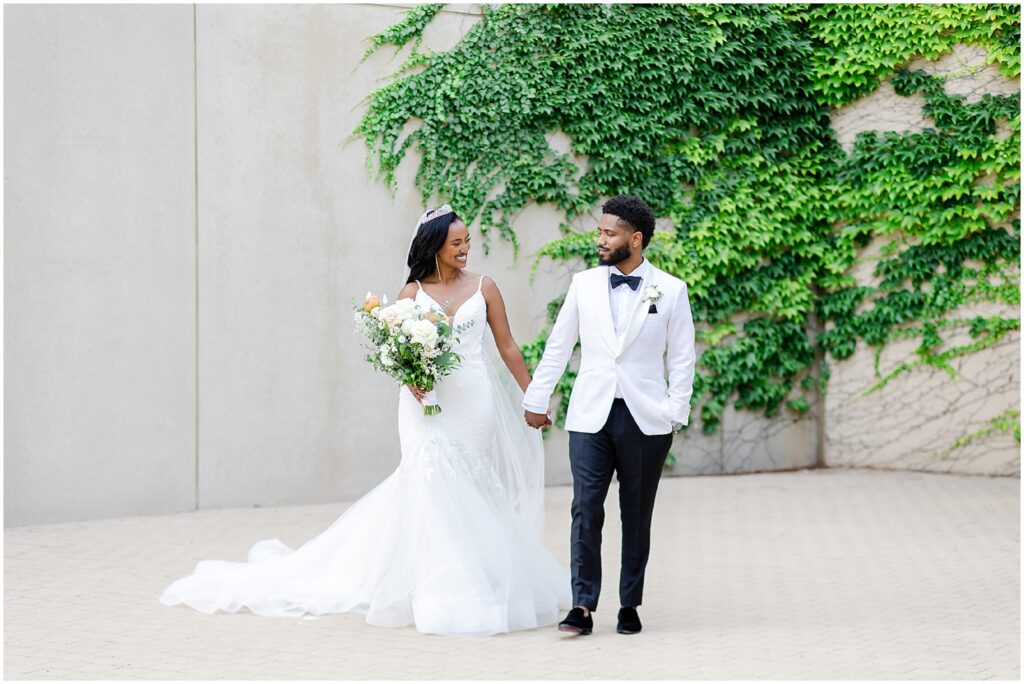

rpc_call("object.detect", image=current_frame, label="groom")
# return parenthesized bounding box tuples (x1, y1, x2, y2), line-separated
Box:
(523, 195, 696, 635)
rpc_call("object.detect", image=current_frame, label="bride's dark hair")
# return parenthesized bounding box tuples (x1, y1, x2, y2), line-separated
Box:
(405, 210, 462, 284)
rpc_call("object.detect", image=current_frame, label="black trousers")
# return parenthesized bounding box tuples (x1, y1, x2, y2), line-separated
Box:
(568, 398, 674, 611)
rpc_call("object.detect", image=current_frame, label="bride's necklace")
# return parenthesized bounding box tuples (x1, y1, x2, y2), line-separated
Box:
(433, 267, 458, 315)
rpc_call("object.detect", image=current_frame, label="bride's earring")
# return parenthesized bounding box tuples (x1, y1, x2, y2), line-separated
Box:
(435, 254, 442, 282)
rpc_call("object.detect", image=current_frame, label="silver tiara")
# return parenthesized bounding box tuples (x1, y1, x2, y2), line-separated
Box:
(418, 204, 453, 226)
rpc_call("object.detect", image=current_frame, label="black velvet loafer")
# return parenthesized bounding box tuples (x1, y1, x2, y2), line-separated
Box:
(557, 607, 593, 635)
(616, 606, 642, 634)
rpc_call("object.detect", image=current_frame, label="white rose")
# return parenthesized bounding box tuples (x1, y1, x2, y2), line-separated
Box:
(379, 351, 393, 366)
(409, 319, 439, 349)
(393, 298, 419, 321)
(400, 318, 418, 336)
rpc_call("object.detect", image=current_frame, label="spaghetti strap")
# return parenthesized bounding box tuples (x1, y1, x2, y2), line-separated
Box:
(476, 275, 485, 294)
(414, 279, 422, 292)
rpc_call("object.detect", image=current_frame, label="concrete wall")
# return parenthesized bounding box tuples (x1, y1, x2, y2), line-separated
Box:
(5, 9, 1016, 526)
(5, 4, 197, 525)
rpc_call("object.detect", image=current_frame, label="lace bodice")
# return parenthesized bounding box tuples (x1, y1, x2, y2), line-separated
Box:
(414, 276, 487, 362)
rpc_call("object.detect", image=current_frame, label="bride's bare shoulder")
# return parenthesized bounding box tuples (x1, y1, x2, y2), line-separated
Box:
(460, 270, 493, 290)
(478, 274, 504, 299)
(397, 281, 419, 301)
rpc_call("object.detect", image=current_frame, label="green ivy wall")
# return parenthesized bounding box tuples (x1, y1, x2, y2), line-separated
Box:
(356, 4, 1020, 476)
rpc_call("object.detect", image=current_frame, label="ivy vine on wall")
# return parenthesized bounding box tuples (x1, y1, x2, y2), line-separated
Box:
(356, 3, 1021, 446)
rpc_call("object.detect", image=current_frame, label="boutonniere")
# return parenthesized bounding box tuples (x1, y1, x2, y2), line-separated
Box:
(643, 284, 662, 304)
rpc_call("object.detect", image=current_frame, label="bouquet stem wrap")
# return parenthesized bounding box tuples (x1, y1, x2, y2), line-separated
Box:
(422, 389, 441, 416)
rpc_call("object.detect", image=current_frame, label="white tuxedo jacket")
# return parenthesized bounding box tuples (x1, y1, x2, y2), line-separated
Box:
(523, 264, 697, 435)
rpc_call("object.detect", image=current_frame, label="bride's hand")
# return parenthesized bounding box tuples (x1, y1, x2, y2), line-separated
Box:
(406, 384, 427, 404)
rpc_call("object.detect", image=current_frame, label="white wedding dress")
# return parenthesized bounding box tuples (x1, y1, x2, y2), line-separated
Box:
(159, 276, 571, 635)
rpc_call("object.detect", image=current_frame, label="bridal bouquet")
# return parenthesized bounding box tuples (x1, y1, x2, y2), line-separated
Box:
(353, 293, 467, 415)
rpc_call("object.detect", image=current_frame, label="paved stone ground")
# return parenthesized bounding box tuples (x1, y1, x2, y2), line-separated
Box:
(4, 468, 1019, 679)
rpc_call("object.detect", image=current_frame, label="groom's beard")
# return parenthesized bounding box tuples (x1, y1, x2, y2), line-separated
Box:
(598, 244, 632, 267)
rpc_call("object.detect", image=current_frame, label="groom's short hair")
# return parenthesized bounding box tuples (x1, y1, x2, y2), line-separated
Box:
(602, 195, 656, 248)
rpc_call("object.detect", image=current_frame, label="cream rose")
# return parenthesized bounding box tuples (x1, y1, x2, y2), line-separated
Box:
(420, 310, 444, 324)
(377, 304, 401, 327)
(378, 299, 417, 329)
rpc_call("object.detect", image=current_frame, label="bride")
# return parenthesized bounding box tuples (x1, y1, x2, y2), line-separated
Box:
(159, 205, 571, 636)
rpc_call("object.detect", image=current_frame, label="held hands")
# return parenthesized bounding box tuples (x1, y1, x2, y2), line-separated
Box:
(524, 409, 552, 430)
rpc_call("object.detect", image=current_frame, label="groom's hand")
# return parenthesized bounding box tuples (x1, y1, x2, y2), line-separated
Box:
(524, 409, 552, 429)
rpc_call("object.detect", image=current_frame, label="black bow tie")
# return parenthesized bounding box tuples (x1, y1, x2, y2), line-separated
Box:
(610, 273, 641, 290)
